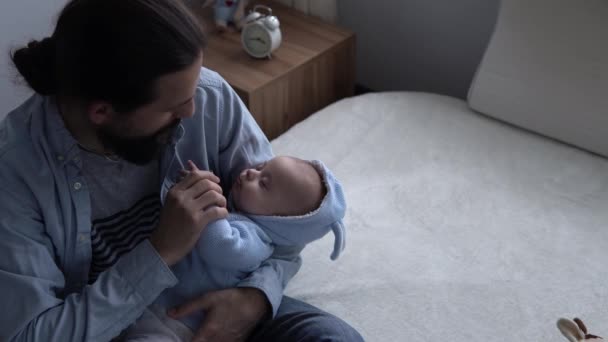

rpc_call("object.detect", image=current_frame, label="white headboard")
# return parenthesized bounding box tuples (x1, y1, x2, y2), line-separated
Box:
(468, 0, 608, 157)
(273, 0, 337, 23)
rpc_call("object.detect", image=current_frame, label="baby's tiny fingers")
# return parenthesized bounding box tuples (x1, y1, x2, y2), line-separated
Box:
(188, 160, 200, 171)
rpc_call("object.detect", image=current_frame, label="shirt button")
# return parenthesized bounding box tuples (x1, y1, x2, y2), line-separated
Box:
(73, 156, 80, 162)
(73, 182, 82, 190)
(57, 155, 64, 161)
(78, 233, 88, 243)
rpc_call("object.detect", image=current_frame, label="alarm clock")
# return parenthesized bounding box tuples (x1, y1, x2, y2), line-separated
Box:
(241, 5, 282, 58)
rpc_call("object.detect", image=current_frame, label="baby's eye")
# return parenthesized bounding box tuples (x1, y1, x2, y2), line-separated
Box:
(259, 180, 266, 189)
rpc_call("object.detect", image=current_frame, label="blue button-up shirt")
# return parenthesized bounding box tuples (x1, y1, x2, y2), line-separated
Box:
(0, 68, 300, 341)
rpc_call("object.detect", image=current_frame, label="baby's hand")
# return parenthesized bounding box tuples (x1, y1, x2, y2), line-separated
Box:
(151, 160, 227, 266)
(180, 161, 227, 201)
(180, 160, 227, 211)
(181, 161, 219, 184)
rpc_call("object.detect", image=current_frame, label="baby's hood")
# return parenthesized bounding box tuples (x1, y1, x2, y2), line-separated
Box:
(248, 160, 346, 260)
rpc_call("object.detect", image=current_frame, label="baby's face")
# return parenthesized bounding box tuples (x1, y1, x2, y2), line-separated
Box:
(231, 156, 324, 216)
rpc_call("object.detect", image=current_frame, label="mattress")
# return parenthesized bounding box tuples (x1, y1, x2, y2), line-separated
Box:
(272, 92, 608, 341)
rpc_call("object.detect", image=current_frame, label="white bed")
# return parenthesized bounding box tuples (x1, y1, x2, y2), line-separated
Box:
(273, 0, 608, 340)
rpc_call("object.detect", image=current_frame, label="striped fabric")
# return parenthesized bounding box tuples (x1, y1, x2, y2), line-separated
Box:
(89, 193, 161, 283)
(78, 149, 162, 284)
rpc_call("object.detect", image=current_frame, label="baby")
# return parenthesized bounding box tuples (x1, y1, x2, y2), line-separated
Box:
(123, 156, 346, 341)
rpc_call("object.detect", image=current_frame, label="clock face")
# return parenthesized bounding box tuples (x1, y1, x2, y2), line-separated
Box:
(243, 24, 272, 57)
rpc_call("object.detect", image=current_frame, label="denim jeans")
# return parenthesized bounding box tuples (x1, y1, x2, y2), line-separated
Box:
(248, 296, 365, 342)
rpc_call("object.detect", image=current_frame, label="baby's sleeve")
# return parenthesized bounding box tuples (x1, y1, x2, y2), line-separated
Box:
(195, 218, 274, 272)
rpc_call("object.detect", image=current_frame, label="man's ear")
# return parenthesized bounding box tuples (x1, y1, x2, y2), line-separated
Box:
(87, 101, 116, 125)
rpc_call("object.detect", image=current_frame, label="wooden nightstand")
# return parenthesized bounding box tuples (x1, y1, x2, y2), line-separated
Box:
(191, 0, 355, 139)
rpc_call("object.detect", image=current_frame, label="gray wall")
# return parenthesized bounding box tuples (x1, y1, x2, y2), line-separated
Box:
(338, 0, 500, 99)
(0, 0, 500, 120)
(0, 0, 67, 120)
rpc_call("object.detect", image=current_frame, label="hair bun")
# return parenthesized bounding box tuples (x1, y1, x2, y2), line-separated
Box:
(11, 37, 57, 95)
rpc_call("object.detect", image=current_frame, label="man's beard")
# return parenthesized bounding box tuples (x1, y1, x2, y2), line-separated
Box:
(97, 119, 181, 165)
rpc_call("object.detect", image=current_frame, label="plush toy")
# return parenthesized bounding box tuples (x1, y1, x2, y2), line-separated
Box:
(557, 318, 603, 341)
(202, 0, 249, 32)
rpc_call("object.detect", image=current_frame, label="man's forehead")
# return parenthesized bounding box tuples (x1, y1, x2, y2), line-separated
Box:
(155, 55, 202, 101)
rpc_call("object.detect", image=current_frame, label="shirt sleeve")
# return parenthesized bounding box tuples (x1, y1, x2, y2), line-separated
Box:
(209, 71, 303, 316)
(0, 165, 178, 342)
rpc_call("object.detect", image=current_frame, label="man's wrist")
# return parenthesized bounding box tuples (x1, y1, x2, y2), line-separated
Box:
(240, 287, 272, 321)
(149, 235, 177, 266)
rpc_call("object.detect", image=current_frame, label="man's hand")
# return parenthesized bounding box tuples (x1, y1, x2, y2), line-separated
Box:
(150, 160, 228, 266)
(168, 287, 271, 342)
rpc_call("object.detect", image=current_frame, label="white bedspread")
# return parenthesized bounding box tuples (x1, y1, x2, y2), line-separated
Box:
(271, 92, 608, 341)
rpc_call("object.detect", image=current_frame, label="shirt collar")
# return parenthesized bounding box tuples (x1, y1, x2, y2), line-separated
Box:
(39, 96, 82, 167)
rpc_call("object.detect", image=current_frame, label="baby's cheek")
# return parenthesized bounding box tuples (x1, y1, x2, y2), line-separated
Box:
(248, 193, 270, 214)
(239, 190, 256, 210)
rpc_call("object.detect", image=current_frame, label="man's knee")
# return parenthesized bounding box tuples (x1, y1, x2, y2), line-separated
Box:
(250, 297, 364, 342)
(305, 312, 364, 342)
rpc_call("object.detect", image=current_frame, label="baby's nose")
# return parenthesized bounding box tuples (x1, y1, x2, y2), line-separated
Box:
(242, 168, 259, 181)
